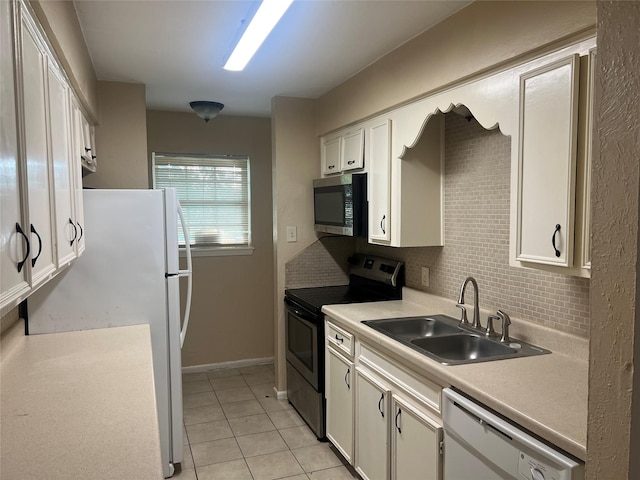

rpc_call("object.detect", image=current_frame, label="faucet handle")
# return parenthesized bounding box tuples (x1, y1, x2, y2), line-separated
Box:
(497, 310, 511, 344)
(455, 303, 469, 326)
(485, 315, 499, 337)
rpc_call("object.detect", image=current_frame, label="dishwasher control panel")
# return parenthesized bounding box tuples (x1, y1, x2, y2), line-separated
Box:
(519, 451, 560, 480)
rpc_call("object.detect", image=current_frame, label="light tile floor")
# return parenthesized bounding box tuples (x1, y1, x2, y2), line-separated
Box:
(176, 364, 359, 480)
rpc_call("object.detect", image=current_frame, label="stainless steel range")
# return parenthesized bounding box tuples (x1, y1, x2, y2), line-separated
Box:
(284, 254, 404, 439)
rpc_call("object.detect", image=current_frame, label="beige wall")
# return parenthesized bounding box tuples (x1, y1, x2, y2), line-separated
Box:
(316, 1, 596, 135)
(587, 1, 640, 478)
(30, 0, 98, 121)
(85, 81, 148, 189)
(146, 110, 274, 367)
(271, 97, 320, 392)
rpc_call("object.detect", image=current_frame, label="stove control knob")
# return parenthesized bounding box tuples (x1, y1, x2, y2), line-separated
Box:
(530, 467, 545, 480)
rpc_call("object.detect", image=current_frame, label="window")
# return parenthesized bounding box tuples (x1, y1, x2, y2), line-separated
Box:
(152, 153, 252, 254)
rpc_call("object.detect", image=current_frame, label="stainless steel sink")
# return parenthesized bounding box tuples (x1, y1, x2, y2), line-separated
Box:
(363, 316, 461, 340)
(411, 334, 517, 364)
(362, 314, 550, 365)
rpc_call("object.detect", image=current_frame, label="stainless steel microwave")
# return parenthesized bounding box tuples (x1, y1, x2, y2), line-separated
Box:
(313, 173, 367, 237)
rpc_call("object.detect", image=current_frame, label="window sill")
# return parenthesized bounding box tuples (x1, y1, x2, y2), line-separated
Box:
(179, 246, 255, 258)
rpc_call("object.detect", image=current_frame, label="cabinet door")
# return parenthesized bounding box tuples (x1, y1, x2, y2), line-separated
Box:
(391, 395, 442, 480)
(0, 0, 30, 310)
(326, 347, 354, 463)
(70, 101, 86, 255)
(368, 119, 391, 243)
(355, 368, 390, 480)
(20, 12, 56, 284)
(47, 60, 76, 266)
(341, 128, 364, 171)
(516, 55, 580, 267)
(322, 136, 341, 175)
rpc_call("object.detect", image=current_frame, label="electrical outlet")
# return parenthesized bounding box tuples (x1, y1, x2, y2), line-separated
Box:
(421, 267, 430, 288)
(286, 226, 297, 243)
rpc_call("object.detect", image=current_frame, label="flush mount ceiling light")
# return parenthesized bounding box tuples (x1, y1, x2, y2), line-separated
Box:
(189, 101, 224, 122)
(223, 0, 294, 72)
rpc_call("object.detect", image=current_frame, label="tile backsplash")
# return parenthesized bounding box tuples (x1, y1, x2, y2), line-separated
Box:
(357, 113, 590, 337)
(285, 236, 356, 289)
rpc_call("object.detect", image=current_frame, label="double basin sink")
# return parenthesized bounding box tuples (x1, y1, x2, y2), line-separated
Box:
(363, 314, 550, 365)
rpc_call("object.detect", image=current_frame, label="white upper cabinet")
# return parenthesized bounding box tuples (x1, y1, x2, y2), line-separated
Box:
(340, 128, 364, 171)
(365, 112, 444, 248)
(1, 0, 88, 312)
(48, 60, 77, 267)
(321, 135, 341, 175)
(70, 99, 87, 255)
(20, 9, 57, 285)
(321, 127, 364, 175)
(0, 0, 30, 312)
(367, 119, 392, 243)
(516, 55, 580, 267)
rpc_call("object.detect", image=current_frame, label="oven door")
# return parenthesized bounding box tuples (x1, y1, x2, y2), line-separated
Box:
(285, 299, 321, 391)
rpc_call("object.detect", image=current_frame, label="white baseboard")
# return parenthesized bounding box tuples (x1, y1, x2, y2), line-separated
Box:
(182, 357, 274, 374)
(275, 389, 288, 400)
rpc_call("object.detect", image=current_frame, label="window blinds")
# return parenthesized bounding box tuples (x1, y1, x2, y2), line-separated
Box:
(153, 154, 251, 247)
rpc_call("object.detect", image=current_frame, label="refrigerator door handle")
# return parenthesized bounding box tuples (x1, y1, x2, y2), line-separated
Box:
(177, 202, 193, 348)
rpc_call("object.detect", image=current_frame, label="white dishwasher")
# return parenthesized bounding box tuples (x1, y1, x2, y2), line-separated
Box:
(442, 388, 584, 480)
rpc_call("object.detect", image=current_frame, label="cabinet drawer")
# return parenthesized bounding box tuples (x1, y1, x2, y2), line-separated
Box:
(327, 321, 354, 358)
(359, 342, 441, 414)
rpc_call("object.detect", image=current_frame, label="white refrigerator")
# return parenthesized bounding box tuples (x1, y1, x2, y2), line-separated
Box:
(28, 188, 193, 478)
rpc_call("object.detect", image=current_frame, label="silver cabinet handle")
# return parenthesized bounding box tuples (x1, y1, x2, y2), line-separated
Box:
(347, 159, 355, 165)
(328, 165, 335, 170)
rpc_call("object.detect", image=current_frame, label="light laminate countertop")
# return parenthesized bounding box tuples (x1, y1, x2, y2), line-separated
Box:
(322, 289, 588, 461)
(0, 320, 163, 480)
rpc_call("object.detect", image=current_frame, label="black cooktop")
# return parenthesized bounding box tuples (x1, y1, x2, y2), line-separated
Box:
(286, 285, 388, 313)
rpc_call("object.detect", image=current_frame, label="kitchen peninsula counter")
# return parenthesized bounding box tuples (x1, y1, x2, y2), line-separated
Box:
(0, 320, 163, 479)
(322, 288, 588, 461)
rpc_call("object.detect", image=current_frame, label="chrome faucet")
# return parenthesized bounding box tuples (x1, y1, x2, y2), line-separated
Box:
(497, 310, 512, 344)
(456, 277, 481, 329)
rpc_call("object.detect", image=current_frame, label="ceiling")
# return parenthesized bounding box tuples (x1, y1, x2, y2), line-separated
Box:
(74, 0, 472, 117)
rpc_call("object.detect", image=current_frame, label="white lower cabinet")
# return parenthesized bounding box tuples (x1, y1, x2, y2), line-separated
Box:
(326, 346, 354, 463)
(355, 368, 390, 480)
(325, 317, 444, 480)
(391, 395, 442, 480)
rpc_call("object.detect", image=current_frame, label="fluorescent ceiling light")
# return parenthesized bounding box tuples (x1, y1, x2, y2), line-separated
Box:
(224, 0, 294, 71)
